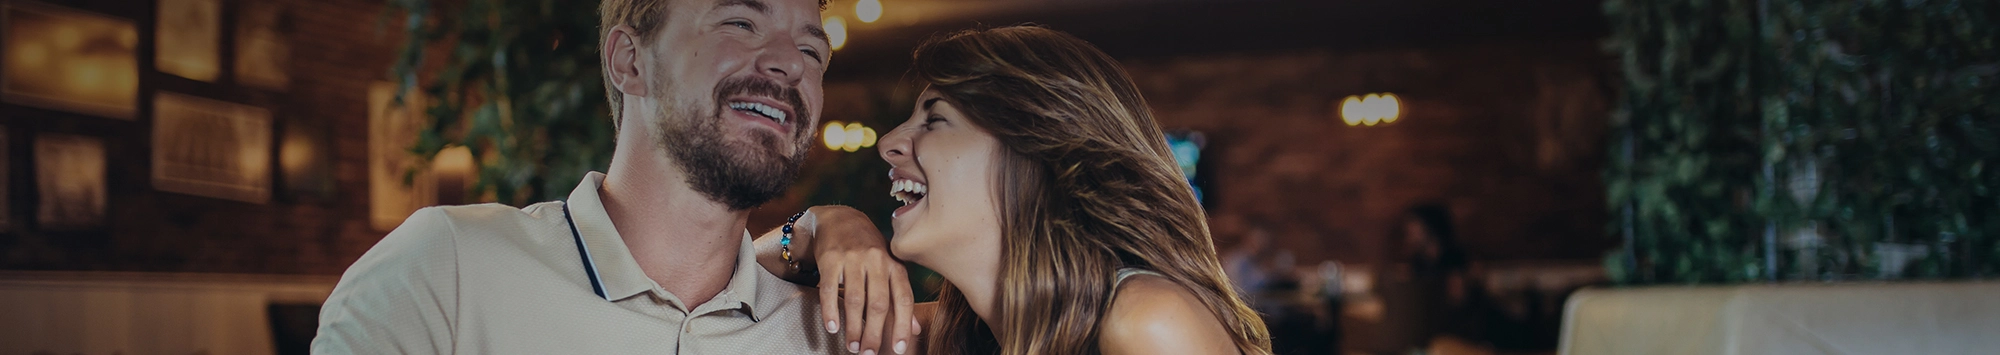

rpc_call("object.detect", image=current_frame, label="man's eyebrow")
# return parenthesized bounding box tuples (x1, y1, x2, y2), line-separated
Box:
(804, 24, 829, 45)
(715, 0, 769, 13)
(922, 98, 943, 111)
(712, 0, 825, 45)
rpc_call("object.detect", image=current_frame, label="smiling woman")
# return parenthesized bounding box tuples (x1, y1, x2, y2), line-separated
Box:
(874, 25, 1274, 355)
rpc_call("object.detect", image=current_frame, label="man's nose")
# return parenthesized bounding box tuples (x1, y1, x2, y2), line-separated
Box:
(755, 38, 807, 83)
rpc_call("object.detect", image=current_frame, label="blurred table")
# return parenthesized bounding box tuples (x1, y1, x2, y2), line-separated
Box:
(1560, 281, 2000, 355)
(0, 271, 336, 355)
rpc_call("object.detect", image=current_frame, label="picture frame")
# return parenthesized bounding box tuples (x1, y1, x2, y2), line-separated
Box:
(156, 0, 222, 82)
(152, 92, 272, 204)
(235, 0, 289, 90)
(367, 82, 437, 231)
(2, 2, 139, 119)
(34, 133, 107, 231)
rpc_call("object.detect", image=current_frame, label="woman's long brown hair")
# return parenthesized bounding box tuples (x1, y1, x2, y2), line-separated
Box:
(912, 25, 1273, 355)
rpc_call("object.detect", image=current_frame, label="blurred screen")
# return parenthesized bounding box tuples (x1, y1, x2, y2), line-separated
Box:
(1165, 130, 1211, 208)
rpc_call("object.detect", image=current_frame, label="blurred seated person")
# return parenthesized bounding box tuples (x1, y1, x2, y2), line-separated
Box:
(1372, 203, 1489, 354)
(1221, 227, 1283, 308)
(1224, 226, 1348, 355)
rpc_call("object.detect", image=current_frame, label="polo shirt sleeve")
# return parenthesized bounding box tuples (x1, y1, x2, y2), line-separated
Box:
(313, 207, 461, 354)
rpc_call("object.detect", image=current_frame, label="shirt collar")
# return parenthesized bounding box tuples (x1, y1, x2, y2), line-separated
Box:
(564, 172, 774, 319)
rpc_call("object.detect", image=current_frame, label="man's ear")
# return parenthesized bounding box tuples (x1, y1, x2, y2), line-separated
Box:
(603, 25, 649, 98)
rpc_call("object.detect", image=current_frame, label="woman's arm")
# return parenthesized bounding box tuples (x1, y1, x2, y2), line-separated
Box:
(752, 205, 918, 355)
(753, 206, 828, 283)
(1098, 275, 1241, 355)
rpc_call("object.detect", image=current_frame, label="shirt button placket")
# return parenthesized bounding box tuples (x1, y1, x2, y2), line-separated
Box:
(679, 319, 694, 354)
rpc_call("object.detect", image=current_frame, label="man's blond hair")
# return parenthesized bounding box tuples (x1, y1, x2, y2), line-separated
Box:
(599, 0, 673, 130)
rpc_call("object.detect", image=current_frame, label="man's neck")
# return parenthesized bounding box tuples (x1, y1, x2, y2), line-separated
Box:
(600, 134, 746, 309)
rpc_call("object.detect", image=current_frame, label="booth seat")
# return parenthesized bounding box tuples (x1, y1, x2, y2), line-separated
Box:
(1560, 281, 2000, 355)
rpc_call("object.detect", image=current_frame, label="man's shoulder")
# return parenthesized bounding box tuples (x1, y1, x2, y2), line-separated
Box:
(419, 201, 564, 228)
(319, 204, 566, 355)
(358, 202, 566, 267)
(400, 201, 567, 239)
(328, 201, 571, 300)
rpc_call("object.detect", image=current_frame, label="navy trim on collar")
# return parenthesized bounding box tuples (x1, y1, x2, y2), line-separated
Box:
(563, 201, 610, 300)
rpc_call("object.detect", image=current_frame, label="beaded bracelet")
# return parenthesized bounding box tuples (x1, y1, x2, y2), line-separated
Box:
(781, 211, 805, 269)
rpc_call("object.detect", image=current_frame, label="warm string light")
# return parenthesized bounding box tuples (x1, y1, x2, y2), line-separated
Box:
(824, 16, 848, 50)
(829, 0, 886, 50)
(821, 121, 879, 152)
(855, 0, 883, 23)
(1340, 93, 1401, 126)
(431, 146, 476, 203)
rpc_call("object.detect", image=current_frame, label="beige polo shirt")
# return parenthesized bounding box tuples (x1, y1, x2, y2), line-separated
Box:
(314, 172, 842, 354)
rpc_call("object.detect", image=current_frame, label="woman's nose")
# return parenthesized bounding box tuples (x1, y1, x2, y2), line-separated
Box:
(878, 121, 916, 165)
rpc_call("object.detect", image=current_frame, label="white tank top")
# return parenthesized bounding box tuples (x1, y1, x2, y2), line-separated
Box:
(1109, 267, 1165, 302)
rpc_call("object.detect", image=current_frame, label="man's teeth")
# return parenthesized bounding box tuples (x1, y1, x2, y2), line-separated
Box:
(890, 180, 928, 204)
(728, 101, 788, 124)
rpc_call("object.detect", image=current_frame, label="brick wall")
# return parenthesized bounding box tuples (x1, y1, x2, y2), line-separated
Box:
(1122, 40, 1617, 265)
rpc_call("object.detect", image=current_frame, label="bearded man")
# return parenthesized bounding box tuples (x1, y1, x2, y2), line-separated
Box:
(314, 0, 914, 353)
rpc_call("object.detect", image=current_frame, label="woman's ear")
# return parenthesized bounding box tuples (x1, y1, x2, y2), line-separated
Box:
(603, 25, 649, 99)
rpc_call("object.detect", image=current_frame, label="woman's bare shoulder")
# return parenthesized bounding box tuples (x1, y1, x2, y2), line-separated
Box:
(1099, 274, 1239, 354)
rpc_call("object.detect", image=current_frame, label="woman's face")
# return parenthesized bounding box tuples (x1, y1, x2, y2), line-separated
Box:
(877, 88, 1006, 267)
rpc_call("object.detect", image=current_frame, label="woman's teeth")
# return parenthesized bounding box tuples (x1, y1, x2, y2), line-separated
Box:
(890, 179, 928, 205)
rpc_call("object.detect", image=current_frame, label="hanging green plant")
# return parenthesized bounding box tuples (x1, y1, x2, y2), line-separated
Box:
(387, 0, 615, 205)
(1606, 0, 2000, 284)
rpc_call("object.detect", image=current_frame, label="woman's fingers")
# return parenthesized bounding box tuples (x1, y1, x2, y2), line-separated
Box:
(818, 263, 843, 335)
(842, 263, 868, 352)
(888, 261, 914, 354)
(860, 257, 892, 355)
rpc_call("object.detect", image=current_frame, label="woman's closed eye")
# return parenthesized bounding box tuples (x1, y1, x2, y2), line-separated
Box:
(923, 115, 946, 130)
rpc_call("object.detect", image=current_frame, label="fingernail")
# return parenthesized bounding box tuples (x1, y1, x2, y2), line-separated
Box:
(827, 320, 839, 333)
(863, 350, 877, 355)
(912, 319, 922, 335)
(894, 341, 908, 354)
(848, 342, 860, 353)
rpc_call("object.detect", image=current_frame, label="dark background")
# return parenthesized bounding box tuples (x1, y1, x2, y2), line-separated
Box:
(1, 0, 1615, 280)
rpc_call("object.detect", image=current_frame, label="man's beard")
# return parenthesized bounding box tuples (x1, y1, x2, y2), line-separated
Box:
(653, 76, 810, 211)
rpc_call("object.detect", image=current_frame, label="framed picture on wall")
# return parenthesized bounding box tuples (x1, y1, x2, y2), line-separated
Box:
(367, 82, 436, 231)
(34, 133, 107, 231)
(156, 0, 222, 82)
(235, 0, 289, 90)
(152, 92, 272, 204)
(2, 2, 139, 119)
